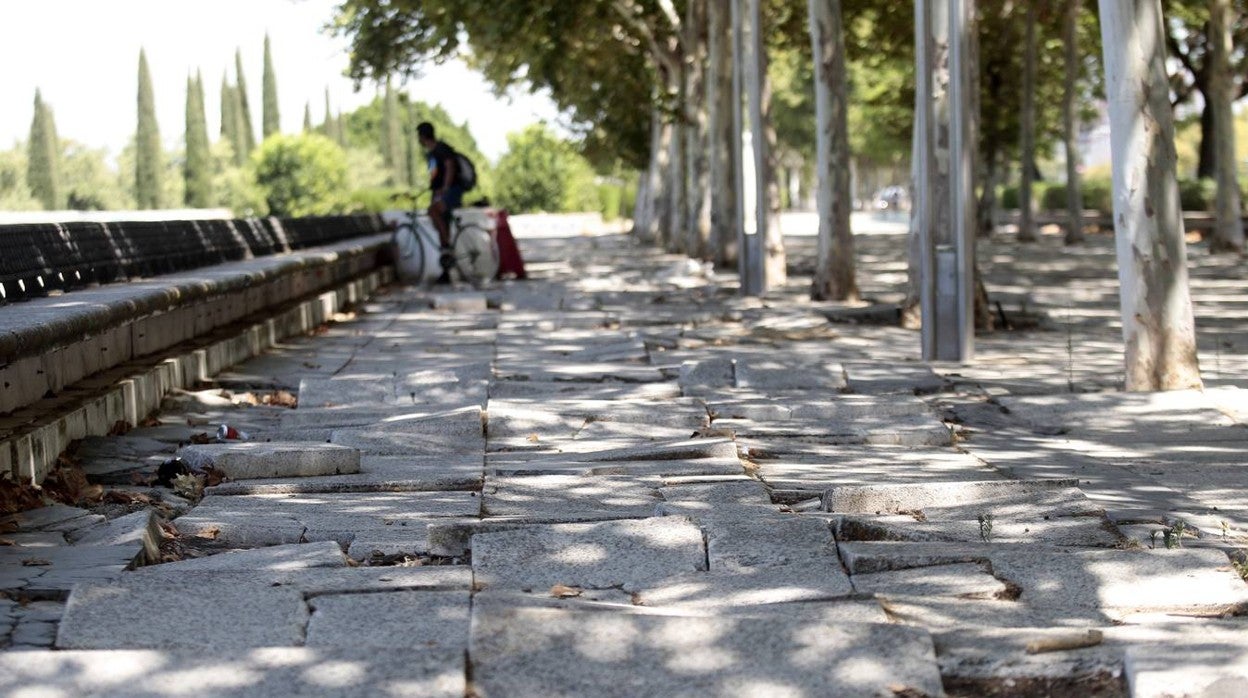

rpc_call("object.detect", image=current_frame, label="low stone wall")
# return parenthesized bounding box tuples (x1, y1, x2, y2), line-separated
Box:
(0, 215, 396, 483)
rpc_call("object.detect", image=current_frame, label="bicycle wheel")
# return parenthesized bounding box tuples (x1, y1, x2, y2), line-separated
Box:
(451, 223, 500, 285)
(392, 222, 427, 283)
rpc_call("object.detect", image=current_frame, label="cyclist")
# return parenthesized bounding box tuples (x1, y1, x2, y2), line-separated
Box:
(416, 121, 464, 285)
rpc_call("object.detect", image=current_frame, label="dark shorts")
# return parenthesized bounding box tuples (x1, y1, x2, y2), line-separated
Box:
(433, 185, 465, 212)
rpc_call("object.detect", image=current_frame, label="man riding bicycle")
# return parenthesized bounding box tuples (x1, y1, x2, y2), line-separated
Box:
(417, 121, 464, 285)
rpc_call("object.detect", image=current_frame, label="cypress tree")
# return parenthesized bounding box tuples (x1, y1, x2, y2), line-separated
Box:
(231, 86, 249, 166)
(382, 79, 405, 185)
(322, 88, 333, 137)
(234, 49, 256, 154)
(136, 49, 162, 209)
(184, 71, 213, 207)
(335, 111, 347, 148)
(27, 89, 60, 210)
(303, 102, 313, 133)
(220, 73, 238, 147)
(262, 34, 280, 138)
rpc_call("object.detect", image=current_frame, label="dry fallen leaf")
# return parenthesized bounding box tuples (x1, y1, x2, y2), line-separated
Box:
(108, 420, 133, 436)
(172, 473, 204, 499)
(550, 584, 583, 598)
(526, 434, 541, 443)
(103, 491, 153, 506)
(188, 432, 213, 445)
(139, 416, 162, 428)
(261, 390, 298, 408)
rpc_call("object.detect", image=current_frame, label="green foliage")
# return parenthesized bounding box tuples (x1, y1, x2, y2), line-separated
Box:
(262, 35, 281, 138)
(185, 72, 214, 207)
(303, 103, 314, 133)
(0, 144, 40, 210)
(251, 133, 348, 216)
(1179, 178, 1217, 212)
(595, 174, 638, 220)
(209, 140, 266, 216)
(26, 89, 61, 210)
(136, 49, 163, 209)
(494, 123, 600, 213)
(235, 49, 257, 155)
(61, 141, 132, 211)
(220, 74, 243, 165)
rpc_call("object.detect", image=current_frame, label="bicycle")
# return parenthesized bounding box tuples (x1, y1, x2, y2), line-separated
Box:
(391, 189, 500, 286)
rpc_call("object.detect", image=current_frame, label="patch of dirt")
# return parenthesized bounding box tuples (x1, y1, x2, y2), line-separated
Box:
(943, 673, 1127, 698)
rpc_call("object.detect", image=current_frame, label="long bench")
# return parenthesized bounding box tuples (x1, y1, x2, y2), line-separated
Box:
(0, 215, 396, 483)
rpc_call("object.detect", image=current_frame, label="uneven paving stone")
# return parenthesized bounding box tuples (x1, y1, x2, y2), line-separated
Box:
(173, 491, 479, 547)
(754, 447, 999, 491)
(714, 416, 954, 447)
(0, 647, 466, 697)
(0, 545, 139, 596)
(489, 380, 682, 400)
(879, 595, 1110, 629)
(469, 599, 946, 698)
(207, 455, 483, 495)
(845, 362, 947, 394)
(836, 514, 1124, 547)
(658, 480, 771, 505)
(989, 548, 1248, 619)
(482, 474, 660, 521)
(177, 442, 361, 480)
(1122, 622, 1248, 698)
(678, 358, 735, 396)
(632, 560, 853, 609)
(733, 359, 847, 391)
(306, 590, 471, 649)
(472, 517, 706, 590)
(57, 580, 308, 649)
(139, 541, 347, 575)
(487, 455, 744, 480)
(2, 504, 98, 533)
(824, 478, 1080, 514)
(839, 541, 1009, 574)
(997, 390, 1237, 437)
(850, 562, 1009, 598)
(705, 516, 838, 570)
(68, 510, 161, 564)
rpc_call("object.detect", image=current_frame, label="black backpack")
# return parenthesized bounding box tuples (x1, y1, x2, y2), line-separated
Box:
(455, 152, 477, 191)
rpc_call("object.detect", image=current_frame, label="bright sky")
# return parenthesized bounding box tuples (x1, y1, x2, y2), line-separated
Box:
(0, 0, 561, 162)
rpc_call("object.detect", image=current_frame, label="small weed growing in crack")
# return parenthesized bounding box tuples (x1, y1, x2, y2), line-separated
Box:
(1150, 519, 1189, 549)
(978, 513, 994, 542)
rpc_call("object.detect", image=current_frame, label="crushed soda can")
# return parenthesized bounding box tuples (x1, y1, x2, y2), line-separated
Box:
(217, 424, 251, 441)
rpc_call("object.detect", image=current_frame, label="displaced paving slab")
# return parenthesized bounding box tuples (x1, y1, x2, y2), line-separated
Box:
(307, 590, 471, 650)
(472, 517, 706, 591)
(705, 516, 838, 570)
(482, 474, 660, 521)
(632, 561, 853, 609)
(0, 647, 466, 698)
(825, 478, 1080, 514)
(207, 455, 483, 495)
(178, 442, 361, 480)
(469, 599, 945, 698)
(137, 541, 347, 575)
(851, 562, 1008, 598)
(57, 580, 308, 649)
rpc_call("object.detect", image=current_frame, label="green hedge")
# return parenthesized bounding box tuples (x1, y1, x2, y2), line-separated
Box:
(1002, 177, 1230, 214)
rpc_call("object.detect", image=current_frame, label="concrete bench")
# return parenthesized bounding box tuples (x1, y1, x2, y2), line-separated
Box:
(0, 217, 396, 483)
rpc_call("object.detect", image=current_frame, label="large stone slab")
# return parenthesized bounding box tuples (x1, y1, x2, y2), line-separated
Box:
(57, 580, 308, 649)
(472, 517, 705, 591)
(705, 516, 838, 569)
(836, 515, 1123, 547)
(824, 478, 1079, 514)
(851, 562, 1008, 598)
(0, 647, 466, 697)
(714, 416, 953, 447)
(482, 474, 660, 521)
(178, 442, 361, 480)
(469, 599, 945, 698)
(754, 447, 997, 491)
(734, 359, 846, 392)
(1123, 623, 1248, 698)
(307, 590, 470, 649)
(0, 545, 139, 596)
(137, 541, 347, 575)
(632, 560, 853, 610)
(207, 455, 483, 495)
(845, 362, 947, 394)
(68, 510, 162, 564)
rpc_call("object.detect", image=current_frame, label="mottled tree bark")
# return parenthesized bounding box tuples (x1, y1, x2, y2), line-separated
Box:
(1062, 0, 1086, 245)
(707, 0, 739, 266)
(1209, 0, 1245, 255)
(1017, 2, 1038, 242)
(1098, 0, 1203, 391)
(808, 0, 859, 301)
